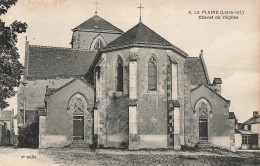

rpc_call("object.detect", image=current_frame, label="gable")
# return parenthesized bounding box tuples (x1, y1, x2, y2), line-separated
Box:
(45, 79, 93, 98)
(191, 84, 230, 104)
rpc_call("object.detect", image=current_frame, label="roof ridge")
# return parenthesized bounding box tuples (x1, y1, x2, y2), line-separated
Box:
(187, 56, 200, 59)
(29, 45, 96, 52)
(191, 83, 230, 103)
(133, 23, 142, 44)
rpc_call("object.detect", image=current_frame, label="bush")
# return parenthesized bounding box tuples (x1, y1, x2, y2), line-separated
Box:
(18, 122, 39, 148)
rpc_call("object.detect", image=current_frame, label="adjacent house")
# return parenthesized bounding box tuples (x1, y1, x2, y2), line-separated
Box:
(235, 111, 260, 150)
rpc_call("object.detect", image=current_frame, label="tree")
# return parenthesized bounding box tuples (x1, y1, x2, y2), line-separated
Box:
(0, 0, 27, 109)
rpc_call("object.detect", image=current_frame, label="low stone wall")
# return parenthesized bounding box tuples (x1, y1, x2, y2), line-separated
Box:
(39, 135, 69, 148)
(211, 136, 230, 149)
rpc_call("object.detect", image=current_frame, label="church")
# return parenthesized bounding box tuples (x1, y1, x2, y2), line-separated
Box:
(17, 8, 236, 150)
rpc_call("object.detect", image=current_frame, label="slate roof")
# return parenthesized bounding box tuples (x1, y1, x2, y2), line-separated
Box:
(73, 15, 123, 33)
(243, 115, 260, 125)
(102, 22, 188, 57)
(184, 57, 210, 85)
(0, 110, 12, 121)
(27, 45, 97, 78)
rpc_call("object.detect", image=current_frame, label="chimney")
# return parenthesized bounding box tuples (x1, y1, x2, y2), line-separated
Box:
(212, 78, 222, 94)
(253, 111, 258, 117)
(24, 38, 29, 76)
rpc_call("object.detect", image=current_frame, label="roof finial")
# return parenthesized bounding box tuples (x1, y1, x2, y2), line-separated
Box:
(94, 0, 98, 15)
(137, 4, 144, 22)
(200, 49, 203, 56)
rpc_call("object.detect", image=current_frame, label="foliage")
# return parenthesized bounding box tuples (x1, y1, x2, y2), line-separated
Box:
(17, 122, 39, 148)
(0, 0, 27, 109)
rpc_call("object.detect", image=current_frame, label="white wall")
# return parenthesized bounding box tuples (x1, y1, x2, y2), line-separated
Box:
(235, 134, 242, 149)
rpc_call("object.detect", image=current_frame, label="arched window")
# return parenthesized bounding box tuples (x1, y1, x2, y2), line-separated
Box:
(194, 98, 211, 117)
(148, 56, 157, 91)
(117, 56, 123, 92)
(68, 94, 87, 115)
(195, 98, 211, 142)
(68, 94, 87, 140)
(94, 39, 104, 50)
(90, 35, 106, 51)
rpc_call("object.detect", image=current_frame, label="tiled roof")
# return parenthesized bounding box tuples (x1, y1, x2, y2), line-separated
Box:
(73, 15, 123, 33)
(0, 110, 12, 121)
(27, 45, 97, 78)
(102, 22, 188, 56)
(243, 115, 260, 125)
(184, 57, 209, 85)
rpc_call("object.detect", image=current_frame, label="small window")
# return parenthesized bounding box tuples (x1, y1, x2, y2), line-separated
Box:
(148, 56, 157, 91)
(94, 39, 104, 50)
(242, 136, 248, 144)
(248, 125, 251, 131)
(117, 57, 123, 92)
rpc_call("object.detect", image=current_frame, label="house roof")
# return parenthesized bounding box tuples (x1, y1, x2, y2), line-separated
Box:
(243, 115, 260, 125)
(26, 45, 97, 78)
(0, 110, 12, 121)
(73, 15, 123, 33)
(191, 84, 230, 103)
(102, 22, 188, 57)
(237, 130, 258, 135)
(184, 56, 210, 85)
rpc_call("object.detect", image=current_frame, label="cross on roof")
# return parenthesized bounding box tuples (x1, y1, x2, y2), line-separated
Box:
(94, 1, 98, 15)
(137, 4, 144, 22)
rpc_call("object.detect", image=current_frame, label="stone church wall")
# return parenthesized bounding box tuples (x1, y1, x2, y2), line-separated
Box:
(97, 48, 186, 149)
(72, 31, 121, 50)
(40, 79, 94, 148)
(96, 49, 130, 148)
(190, 86, 231, 149)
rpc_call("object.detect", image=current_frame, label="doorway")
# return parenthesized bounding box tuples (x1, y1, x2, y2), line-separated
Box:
(73, 115, 84, 140)
(199, 118, 208, 142)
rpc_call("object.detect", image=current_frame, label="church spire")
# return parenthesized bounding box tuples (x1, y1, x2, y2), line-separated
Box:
(94, 0, 98, 15)
(137, 4, 144, 23)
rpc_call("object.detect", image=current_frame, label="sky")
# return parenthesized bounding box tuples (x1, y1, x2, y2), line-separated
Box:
(2, 0, 259, 122)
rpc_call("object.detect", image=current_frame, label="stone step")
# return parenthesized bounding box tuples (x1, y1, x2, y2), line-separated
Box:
(69, 140, 89, 148)
(198, 142, 211, 148)
(70, 143, 89, 148)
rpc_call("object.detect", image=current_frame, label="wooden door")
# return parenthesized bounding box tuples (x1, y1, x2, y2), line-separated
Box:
(73, 116, 84, 140)
(199, 118, 208, 141)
